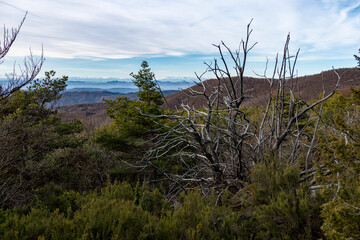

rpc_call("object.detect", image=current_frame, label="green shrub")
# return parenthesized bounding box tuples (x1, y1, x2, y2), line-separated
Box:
(156, 190, 244, 240)
(232, 160, 324, 239)
(0, 182, 249, 240)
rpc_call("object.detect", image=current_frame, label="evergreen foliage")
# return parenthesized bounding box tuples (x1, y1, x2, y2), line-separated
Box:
(102, 61, 163, 140)
(130, 61, 164, 110)
(0, 182, 248, 240)
(0, 71, 112, 208)
(318, 87, 360, 239)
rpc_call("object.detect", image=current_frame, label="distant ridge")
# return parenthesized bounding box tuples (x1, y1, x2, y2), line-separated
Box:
(58, 91, 136, 106)
(58, 90, 178, 106)
(65, 78, 192, 92)
(164, 68, 360, 110)
(65, 87, 137, 93)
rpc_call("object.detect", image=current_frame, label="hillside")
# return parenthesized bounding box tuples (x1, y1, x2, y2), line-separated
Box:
(165, 68, 360, 110)
(58, 91, 137, 106)
(57, 102, 111, 131)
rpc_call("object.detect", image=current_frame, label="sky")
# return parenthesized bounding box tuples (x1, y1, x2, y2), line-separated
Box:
(0, 0, 359, 80)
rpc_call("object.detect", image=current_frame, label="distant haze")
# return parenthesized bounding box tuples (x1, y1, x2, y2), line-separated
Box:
(0, 77, 193, 93)
(65, 77, 193, 92)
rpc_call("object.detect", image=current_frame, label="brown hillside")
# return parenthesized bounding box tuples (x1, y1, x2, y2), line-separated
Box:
(165, 68, 360, 110)
(57, 102, 112, 131)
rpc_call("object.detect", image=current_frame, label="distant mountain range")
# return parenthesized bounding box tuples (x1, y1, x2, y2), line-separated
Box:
(0, 77, 193, 91)
(65, 77, 193, 91)
(5, 70, 360, 108)
(0, 76, 193, 106)
(58, 77, 192, 105)
(65, 88, 138, 93)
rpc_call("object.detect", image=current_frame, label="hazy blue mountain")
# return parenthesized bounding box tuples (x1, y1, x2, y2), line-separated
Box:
(65, 87, 137, 93)
(1, 76, 190, 106)
(65, 77, 193, 92)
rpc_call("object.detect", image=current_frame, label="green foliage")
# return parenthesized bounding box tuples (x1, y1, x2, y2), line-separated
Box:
(28, 70, 68, 106)
(321, 199, 360, 240)
(156, 190, 245, 240)
(0, 71, 73, 208)
(103, 61, 163, 140)
(0, 71, 114, 208)
(93, 123, 129, 150)
(41, 143, 111, 191)
(0, 182, 255, 240)
(104, 97, 153, 139)
(130, 61, 164, 109)
(0, 182, 151, 240)
(33, 183, 79, 215)
(73, 196, 154, 239)
(232, 160, 324, 239)
(0, 73, 66, 126)
(250, 161, 300, 205)
(93, 122, 153, 183)
(319, 88, 360, 187)
(96, 61, 167, 185)
(318, 87, 360, 239)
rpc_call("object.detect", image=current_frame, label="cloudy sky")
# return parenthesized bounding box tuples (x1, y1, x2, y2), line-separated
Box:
(0, 0, 359, 79)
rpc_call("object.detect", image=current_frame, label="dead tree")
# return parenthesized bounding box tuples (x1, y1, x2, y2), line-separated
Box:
(0, 13, 44, 101)
(144, 22, 342, 198)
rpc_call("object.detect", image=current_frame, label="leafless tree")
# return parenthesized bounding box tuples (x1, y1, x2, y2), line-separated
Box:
(0, 13, 44, 101)
(141, 21, 343, 198)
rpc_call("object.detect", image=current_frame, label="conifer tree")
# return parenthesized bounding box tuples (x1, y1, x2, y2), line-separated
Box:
(130, 61, 164, 114)
(104, 61, 163, 139)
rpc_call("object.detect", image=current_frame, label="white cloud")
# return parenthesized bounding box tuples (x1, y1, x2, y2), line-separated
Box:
(0, 0, 359, 61)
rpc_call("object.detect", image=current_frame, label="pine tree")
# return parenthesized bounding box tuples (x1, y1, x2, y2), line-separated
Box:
(130, 61, 164, 114)
(103, 61, 164, 139)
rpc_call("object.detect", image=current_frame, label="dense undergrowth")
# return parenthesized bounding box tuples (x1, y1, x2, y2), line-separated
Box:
(0, 171, 321, 240)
